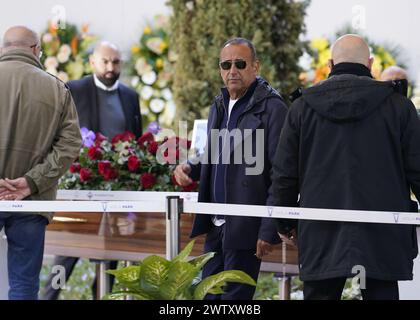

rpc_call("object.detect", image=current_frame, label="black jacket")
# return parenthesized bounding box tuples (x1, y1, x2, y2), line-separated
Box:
(268, 71, 420, 281)
(67, 75, 142, 137)
(190, 77, 288, 250)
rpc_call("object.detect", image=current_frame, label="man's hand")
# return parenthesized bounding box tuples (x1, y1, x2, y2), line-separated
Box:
(174, 164, 193, 187)
(278, 229, 298, 248)
(255, 239, 275, 260)
(0, 178, 31, 200)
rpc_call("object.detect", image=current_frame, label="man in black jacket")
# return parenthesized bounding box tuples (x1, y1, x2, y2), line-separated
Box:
(174, 38, 288, 300)
(43, 42, 142, 300)
(268, 34, 420, 300)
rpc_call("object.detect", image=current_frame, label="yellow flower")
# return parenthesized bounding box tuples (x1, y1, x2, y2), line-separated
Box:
(382, 51, 396, 67)
(159, 41, 168, 51)
(131, 46, 141, 54)
(143, 26, 152, 35)
(311, 37, 329, 52)
(318, 49, 331, 66)
(371, 55, 383, 79)
(156, 58, 164, 69)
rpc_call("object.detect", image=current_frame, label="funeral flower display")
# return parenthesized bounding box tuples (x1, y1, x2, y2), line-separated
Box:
(41, 21, 98, 82)
(59, 127, 197, 192)
(128, 15, 177, 126)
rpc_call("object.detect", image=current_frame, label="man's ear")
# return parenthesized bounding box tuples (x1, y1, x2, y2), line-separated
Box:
(328, 59, 334, 70)
(253, 59, 260, 74)
(89, 54, 95, 69)
(367, 57, 374, 71)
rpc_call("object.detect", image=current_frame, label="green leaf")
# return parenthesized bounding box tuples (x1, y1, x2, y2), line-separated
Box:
(207, 286, 225, 295)
(193, 270, 256, 300)
(139, 255, 170, 298)
(172, 240, 195, 263)
(103, 290, 152, 300)
(188, 252, 215, 270)
(106, 265, 141, 282)
(106, 265, 141, 291)
(159, 261, 199, 300)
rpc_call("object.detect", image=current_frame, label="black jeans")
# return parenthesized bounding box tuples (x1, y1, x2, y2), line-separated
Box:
(202, 225, 261, 300)
(303, 277, 399, 300)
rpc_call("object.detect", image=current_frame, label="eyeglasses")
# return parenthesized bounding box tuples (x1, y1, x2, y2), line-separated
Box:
(219, 59, 247, 70)
(30, 44, 43, 59)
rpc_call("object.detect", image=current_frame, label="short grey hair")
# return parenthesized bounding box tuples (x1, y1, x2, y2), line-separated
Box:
(222, 37, 257, 61)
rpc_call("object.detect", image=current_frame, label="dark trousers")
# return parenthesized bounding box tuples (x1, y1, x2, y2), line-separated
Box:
(0, 213, 48, 300)
(202, 224, 261, 300)
(303, 277, 399, 300)
(42, 255, 118, 300)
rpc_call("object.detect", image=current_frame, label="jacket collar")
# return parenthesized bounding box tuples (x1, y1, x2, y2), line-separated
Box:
(329, 62, 373, 78)
(215, 76, 280, 115)
(0, 49, 43, 70)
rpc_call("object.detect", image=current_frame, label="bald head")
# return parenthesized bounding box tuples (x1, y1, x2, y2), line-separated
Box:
(90, 41, 122, 87)
(380, 66, 408, 81)
(330, 34, 372, 68)
(92, 41, 120, 57)
(2, 26, 39, 49)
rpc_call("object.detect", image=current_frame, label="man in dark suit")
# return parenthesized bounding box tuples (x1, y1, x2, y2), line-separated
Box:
(43, 41, 142, 300)
(174, 38, 288, 300)
(68, 41, 142, 138)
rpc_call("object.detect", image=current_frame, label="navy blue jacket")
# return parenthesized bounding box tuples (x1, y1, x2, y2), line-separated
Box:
(190, 77, 288, 250)
(67, 75, 142, 137)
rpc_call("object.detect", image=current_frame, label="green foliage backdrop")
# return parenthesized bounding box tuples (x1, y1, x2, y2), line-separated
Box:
(167, 0, 310, 125)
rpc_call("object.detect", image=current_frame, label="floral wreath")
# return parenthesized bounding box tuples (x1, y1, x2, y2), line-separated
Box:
(41, 21, 98, 82)
(128, 15, 177, 127)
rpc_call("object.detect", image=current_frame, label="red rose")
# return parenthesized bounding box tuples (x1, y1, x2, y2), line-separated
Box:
(140, 173, 156, 190)
(103, 167, 119, 181)
(147, 141, 159, 155)
(98, 161, 112, 176)
(111, 133, 124, 145)
(121, 131, 136, 142)
(112, 131, 136, 145)
(137, 132, 155, 148)
(182, 181, 198, 192)
(95, 132, 108, 146)
(69, 163, 81, 173)
(87, 147, 102, 160)
(127, 155, 140, 172)
(79, 168, 92, 182)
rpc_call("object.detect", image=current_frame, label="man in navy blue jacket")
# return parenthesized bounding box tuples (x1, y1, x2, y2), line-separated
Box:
(174, 38, 288, 300)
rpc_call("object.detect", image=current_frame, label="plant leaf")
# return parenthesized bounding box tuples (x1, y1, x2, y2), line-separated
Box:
(139, 255, 170, 298)
(106, 265, 142, 291)
(207, 286, 225, 295)
(159, 261, 199, 300)
(188, 252, 215, 270)
(193, 270, 256, 300)
(103, 290, 152, 300)
(172, 239, 195, 263)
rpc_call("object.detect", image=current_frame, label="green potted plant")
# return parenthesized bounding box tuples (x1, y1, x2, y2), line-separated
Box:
(104, 240, 256, 300)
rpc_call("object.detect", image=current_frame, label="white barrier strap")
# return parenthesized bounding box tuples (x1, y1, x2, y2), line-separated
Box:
(0, 190, 419, 225)
(0, 200, 165, 213)
(56, 190, 198, 202)
(184, 202, 420, 226)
